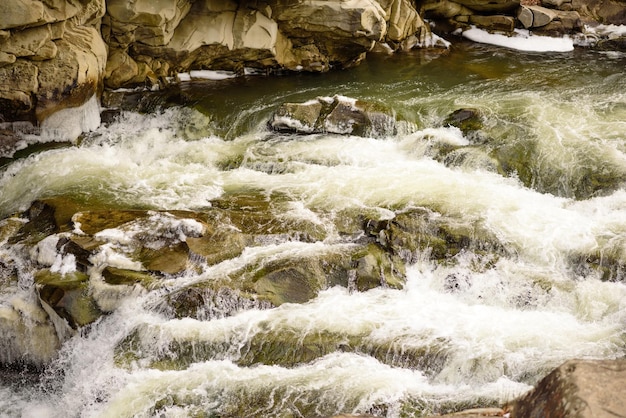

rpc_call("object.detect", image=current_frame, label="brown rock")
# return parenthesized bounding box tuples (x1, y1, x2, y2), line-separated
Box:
(511, 358, 626, 417)
(469, 15, 516, 33)
(453, 0, 520, 12)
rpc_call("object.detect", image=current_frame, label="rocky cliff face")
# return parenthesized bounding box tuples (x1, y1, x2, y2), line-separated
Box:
(0, 0, 431, 141)
(101, 0, 430, 89)
(1, 0, 626, 142)
(0, 0, 107, 126)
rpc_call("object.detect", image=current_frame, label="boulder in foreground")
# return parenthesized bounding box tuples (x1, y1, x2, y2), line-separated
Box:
(511, 358, 626, 417)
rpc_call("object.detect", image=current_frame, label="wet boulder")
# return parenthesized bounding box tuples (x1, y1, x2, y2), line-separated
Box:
(269, 95, 397, 138)
(443, 108, 483, 137)
(368, 208, 508, 264)
(511, 358, 626, 417)
(236, 243, 405, 306)
(452, 0, 520, 12)
(35, 269, 102, 329)
(162, 240, 406, 317)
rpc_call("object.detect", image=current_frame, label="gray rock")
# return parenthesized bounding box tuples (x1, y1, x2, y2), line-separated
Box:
(269, 95, 397, 138)
(518, 5, 559, 28)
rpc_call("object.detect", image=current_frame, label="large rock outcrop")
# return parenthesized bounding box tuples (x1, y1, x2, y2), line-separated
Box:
(102, 0, 432, 89)
(0, 0, 107, 137)
(2, 0, 626, 144)
(0, 0, 432, 139)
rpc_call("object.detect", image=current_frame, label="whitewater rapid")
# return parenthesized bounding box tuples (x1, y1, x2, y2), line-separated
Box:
(1, 43, 626, 417)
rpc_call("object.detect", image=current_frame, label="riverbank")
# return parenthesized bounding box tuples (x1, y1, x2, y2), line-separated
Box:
(2, 0, 626, 146)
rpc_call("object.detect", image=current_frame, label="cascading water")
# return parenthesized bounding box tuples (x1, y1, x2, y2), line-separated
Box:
(1, 42, 626, 417)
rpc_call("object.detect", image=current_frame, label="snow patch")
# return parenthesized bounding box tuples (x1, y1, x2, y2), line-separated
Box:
(30, 235, 78, 275)
(420, 33, 451, 49)
(40, 94, 101, 142)
(586, 24, 626, 38)
(462, 27, 574, 52)
(178, 70, 238, 82)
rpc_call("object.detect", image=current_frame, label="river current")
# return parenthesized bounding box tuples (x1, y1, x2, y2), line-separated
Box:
(1, 41, 626, 417)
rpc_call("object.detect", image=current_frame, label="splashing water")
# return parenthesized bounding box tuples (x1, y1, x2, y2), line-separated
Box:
(1, 43, 626, 417)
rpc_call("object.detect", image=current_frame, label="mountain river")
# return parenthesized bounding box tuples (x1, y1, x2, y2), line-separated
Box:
(1, 40, 626, 417)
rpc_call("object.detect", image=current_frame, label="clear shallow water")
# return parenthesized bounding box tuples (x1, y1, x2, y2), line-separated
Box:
(1, 41, 626, 417)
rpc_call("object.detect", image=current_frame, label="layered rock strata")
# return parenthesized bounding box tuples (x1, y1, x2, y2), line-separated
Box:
(1, 0, 626, 144)
(0, 0, 107, 129)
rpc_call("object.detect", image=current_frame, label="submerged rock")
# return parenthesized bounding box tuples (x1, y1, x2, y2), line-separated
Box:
(368, 207, 507, 264)
(491, 137, 626, 200)
(35, 269, 102, 329)
(269, 95, 397, 138)
(443, 108, 483, 136)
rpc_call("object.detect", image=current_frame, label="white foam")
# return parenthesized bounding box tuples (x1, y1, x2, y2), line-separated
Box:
(409, 126, 470, 147)
(271, 115, 316, 133)
(586, 24, 626, 38)
(462, 27, 574, 52)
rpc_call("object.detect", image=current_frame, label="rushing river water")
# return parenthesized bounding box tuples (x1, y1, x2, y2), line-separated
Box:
(1, 40, 626, 417)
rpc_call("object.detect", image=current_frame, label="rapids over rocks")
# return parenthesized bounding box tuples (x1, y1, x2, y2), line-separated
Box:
(1, 42, 626, 417)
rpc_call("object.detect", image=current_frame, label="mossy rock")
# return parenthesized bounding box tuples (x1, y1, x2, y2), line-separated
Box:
(362, 336, 451, 377)
(351, 243, 405, 290)
(570, 251, 626, 282)
(490, 139, 537, 189)
(240, 330, 357, 368)
(9, 200, 58, 245)
(101, 266, 158, 287)
(368, 208, 448, 262)
(157, 243, 406, 319)
(242, 244, 405, 306)
(35, 269, 102, 328)
(491, 139, 626, 199)
(0, 258, 18, 289)
(370, 208, 507, 264)
(246, 255, 334, 306)
(139, 241, 191, 275)
(441, 146, 500, 172)
(186, 228, 250, 266)
(443, 108, 483, 135)
(164, 285, 273, 319)
(72, 210, 150, 235)
(210, 191, 327, 241)
(0, 217, 26, 244)
(116, 323, 449, 374)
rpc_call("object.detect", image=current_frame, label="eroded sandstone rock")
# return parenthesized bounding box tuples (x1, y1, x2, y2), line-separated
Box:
(0, 0, 106, 140)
